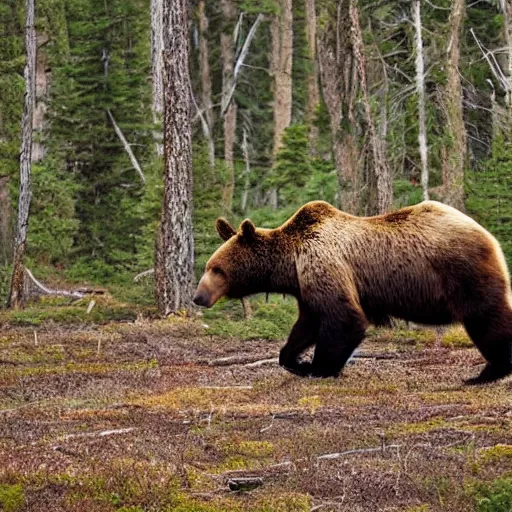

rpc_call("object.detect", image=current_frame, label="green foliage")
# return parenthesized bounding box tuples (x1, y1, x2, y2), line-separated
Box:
(203, 295, 297, 340)
(467, 136, 512, 266)
(472, 479, 512, 512)
(28, 161, 79, 263)
(0, 484, 25, 512)
(393, 179, 424, 209)
(267, 124, 312, 204)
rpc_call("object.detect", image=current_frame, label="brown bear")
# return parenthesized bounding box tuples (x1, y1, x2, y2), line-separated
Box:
(193, 200, 512, 384)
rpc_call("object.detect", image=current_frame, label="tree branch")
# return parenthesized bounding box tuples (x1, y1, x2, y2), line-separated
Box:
(107, 109, 146, 184)
(221, 14, 264, 117)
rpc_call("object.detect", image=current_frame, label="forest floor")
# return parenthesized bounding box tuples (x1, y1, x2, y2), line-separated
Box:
(0, 297, 512, 512)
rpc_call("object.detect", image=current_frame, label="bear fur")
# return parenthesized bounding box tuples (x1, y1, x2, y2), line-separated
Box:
(193, 200, 512, 384)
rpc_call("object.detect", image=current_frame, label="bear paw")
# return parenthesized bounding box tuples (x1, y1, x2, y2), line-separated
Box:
(465, 363, 512, 385)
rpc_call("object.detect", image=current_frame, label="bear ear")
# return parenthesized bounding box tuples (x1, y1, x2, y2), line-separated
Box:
(216, 218, 236, 241)
(240, 219, 256, 240)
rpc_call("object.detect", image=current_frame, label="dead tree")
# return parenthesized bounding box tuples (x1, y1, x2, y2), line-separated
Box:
(8, 0, 36, 309)
(305, 0, 320, 153)
(350, 0, 392, 214)
(150, 0, 164, 155)
(220, 0, 238, 210)
(154, 0, 195, 315)
(318, 0, 359, 214)
(413, 0, 429, 201)
(441, 0, 467, 210)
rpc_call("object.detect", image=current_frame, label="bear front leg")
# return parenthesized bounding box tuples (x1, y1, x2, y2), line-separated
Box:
(279, 302, 320, 376)
(309, 302, 367, 378)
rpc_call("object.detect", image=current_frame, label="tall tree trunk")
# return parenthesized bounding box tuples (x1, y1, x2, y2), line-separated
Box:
(32, 33, 49, 163)
(0, 176, 12, 266)
(198, 0, 215, 167)
(271, 0, 293, 158)
(305, 0, 319, 153)
(413, 0, 429, 201)
(151, 0, 164, 156)
(442, 0, 467, 210)
(318, 0, 358, 214)
(220, 0, 237, 211)
(350, 0, 392, 214)
(154, 0, 195, 316)
(8, 0, 36, 309)
(501, 0, 512, 119)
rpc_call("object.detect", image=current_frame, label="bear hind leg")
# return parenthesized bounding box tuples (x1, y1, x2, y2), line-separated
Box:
(464, 308, 512, 385)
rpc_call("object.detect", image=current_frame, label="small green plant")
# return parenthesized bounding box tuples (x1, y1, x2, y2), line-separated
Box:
(472, 478, 512, 512)
(0, 484, 25, 512)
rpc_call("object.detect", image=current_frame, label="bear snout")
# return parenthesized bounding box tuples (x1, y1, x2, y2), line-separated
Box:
(192, 292, 210, 308)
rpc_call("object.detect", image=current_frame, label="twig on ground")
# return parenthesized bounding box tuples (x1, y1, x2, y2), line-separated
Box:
(207, 354, 278, 367)
(60, 427, 137, 441)
(25, 267, 85, 299)
(316, 444, 401, 460)
(244, 358, 278, 368)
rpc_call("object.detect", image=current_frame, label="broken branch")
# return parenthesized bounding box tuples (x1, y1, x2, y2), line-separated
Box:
(107, 109, 146, 184)
(25, 267, 85, 299)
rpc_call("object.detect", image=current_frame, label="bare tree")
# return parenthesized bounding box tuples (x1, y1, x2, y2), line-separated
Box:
(8, 0, 36, 308)
(413, 0, 429, 201)
(198, 0, 215, 167)
(271, 0, 293, 158)
(154, 0, 195, 316)
(501, 0, 512, 116)
(150, 0, 164, 155)
(305, 0, 320, 153)
(441, 0, 467, 210)
(350, 0, 392, 214)
(318, 0, 359, 214)
(220, 0, 238, 210)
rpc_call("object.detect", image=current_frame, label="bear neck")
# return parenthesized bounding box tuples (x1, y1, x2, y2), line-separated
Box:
(258, 230, 300, 297)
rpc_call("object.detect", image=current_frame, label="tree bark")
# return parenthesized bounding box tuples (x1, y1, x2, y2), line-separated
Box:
(198, 0, 215, 167)
(318, 0, 359, 214)
(350, 0, 392, 214)
(0, 176, 12, 267)
(32, 32, 49, 163)
(501, 0, 512, 119)
(271, 0, 293, 158)
(305, 0, 320, 153)
(442, 0, 467, 210)
(154, 0, 195, 316)
(8, 0, 36, 309)
(151, 0, 164, 156)
(413, 0, 429, 201)
(220, 0, 237, 211)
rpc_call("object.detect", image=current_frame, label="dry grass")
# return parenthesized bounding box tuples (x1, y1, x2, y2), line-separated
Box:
(0, 316, 511, 511)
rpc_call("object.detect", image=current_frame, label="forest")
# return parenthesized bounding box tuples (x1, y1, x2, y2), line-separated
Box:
(1, 0, 512, 511)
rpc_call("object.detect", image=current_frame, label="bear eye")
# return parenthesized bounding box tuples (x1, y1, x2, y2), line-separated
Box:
(212, 266, 224, 276)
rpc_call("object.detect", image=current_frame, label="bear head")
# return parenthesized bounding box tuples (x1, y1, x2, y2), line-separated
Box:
(193, 217, 279, 308)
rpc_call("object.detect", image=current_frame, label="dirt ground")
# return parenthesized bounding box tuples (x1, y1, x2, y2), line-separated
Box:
(1, 317, 511, 511)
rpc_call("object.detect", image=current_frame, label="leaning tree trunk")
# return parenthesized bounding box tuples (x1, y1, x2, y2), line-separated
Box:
(271, 0, 293, 158)
(150, 0, 164, 156)
(350, 0, 392, 214)
(220, 0, 237, 211)
(8, 0, 36, 309)
(413, 0, 429, 201)
(154, 0, 195, 316)
(442, 0, 467, 210)
(305, 0, 320, 154)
